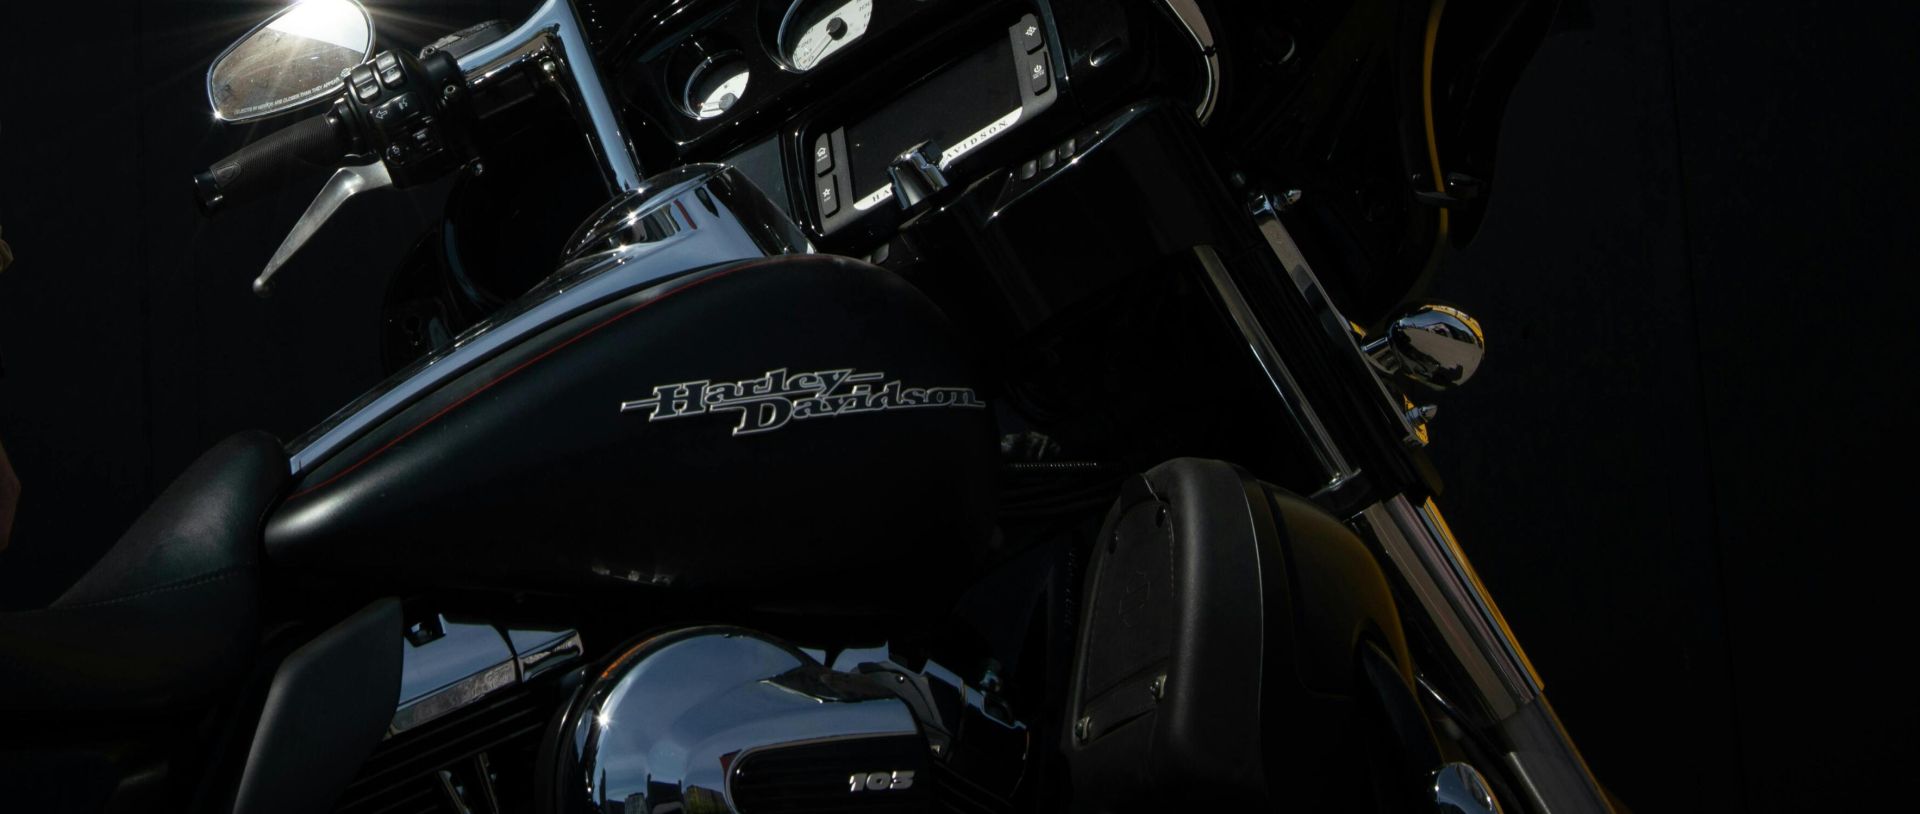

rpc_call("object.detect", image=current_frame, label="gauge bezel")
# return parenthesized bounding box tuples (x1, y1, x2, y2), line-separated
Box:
(679, 50, 752, 120)
(773, 0, 875, 74)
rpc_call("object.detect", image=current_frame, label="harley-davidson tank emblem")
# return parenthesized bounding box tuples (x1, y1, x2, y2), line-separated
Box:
(619, 368, 985, 436)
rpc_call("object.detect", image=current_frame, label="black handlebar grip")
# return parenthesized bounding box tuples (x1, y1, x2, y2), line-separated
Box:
(193, 113, 351, 215)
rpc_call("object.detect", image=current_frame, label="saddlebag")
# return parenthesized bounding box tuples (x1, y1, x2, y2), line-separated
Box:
(1061, 458, 1420, 811)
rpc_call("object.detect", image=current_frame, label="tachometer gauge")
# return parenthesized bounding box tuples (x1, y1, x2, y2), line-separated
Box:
(779, 0, 874, 72)
(682, 53, 751, 120)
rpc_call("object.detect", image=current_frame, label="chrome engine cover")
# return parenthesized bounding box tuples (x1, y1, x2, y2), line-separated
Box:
(544, 627, 938, 813)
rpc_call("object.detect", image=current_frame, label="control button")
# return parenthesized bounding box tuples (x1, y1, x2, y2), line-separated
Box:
(410, 121, 440, 154)
(376, 52, 405, 88)
(1058, 138, 1077, 159)
(385, 143, 408, 163)
(1037, 149, 1057, 171)
(1017, 16, 1044, 54)
(370, 93, 418, 126)
(816, 175, 840, 217)
(1017, 160, 1037, 180)
(1027, 51, 1051, 95)
(350, 65, 380, 102)
(869, 241, 891, 265)
(813, 133, 834, 176)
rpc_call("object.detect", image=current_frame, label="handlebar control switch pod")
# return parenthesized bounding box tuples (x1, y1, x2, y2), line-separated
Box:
(339, 47, 476, 190)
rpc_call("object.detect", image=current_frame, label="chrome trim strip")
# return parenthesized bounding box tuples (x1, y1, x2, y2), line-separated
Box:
(1193, 245, 1356, 486)
(1357, 495, 1538, 719)
(515, 630, 585, 682)
(457, 0, 643, 192)
(389, 622, 585, 738)
(1159, 0, 1219, 123)
(391, 661, 518, 736)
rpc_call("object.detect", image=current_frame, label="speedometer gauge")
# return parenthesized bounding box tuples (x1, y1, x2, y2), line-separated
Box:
(779, 0, 873, 72)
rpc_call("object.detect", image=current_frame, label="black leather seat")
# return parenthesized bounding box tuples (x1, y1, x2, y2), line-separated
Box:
(0, 432, 287, 719)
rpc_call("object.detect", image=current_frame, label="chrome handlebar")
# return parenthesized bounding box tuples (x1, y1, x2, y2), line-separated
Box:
(454, 0, 644, 194)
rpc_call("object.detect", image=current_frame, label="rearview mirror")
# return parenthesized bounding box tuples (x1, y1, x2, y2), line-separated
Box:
(208, 0, 374, 122)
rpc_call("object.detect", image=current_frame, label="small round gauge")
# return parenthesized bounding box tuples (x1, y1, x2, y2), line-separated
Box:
(778, 0, 874, 72)
(683, 53, 751, 120)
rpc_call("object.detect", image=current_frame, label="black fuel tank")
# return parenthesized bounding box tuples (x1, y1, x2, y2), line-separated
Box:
(266, 255, 997, 608)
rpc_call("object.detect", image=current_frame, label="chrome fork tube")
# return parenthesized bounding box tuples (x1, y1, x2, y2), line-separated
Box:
(1207, 211, 1614, 811)
(456, 0, 643, 193)
(1354, 496, 1610, 812)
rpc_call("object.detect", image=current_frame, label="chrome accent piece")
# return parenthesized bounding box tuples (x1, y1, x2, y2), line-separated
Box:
(1193, 245, 1357, 486)
(1159, 0, 1219, 123)
(392, 661, 517, 736)
(1249, 188, 1302, 218)
(456, 0, 643, 193)
(389, 617, 585, 737)
(889, 142, 950, 210)
(1358, 498, 1612, 813)
(254, 160, 392, 297)
(287, 164, 804, 476)
(1496, 696, 1614, 813)
(1249, 205, 1426, 446)
(1358, 496, 1538, 719)
(391, 616, 515, 736)
(1366, 305, 1488, 390)
(854, 107, 1024, 211)
(554, 628, 921, 813)
(1406, 403, 1439, 447)
(206, 0, 374, 123)
(562, 163, 811, 262)
(620, 367, 985, 436)
(1434, 762, 1504, 814)
(507, 627, 584, 682)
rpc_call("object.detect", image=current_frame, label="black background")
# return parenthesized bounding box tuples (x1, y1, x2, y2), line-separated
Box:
(2, 0, 1915, 809)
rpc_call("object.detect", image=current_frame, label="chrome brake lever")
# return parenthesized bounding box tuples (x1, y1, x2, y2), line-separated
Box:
(253, 160, 393, 297)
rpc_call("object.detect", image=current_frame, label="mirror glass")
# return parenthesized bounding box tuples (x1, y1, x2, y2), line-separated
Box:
(209, 0, 374, 122)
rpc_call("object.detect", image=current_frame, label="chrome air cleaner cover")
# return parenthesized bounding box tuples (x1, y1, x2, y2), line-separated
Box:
(543, 628, 931, 813)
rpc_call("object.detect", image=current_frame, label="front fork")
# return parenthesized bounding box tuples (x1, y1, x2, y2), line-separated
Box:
(1207, 199, 1612, 812)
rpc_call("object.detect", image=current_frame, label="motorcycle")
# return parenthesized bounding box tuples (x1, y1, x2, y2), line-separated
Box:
(0, 0, 1609, 811)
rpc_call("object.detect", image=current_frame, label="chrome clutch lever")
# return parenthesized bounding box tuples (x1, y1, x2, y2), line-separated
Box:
(253, 160, 393, 297)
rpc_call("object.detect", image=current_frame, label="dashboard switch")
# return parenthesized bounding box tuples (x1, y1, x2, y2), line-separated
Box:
(1027, 51, 1052, 95)
(816, 174, 840, 217)
(1018, 16, 1045, 54)
(813, 133, 834, 176)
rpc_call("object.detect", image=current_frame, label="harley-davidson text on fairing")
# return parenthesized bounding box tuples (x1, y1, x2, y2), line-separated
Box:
(619, 367, 985, 436)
